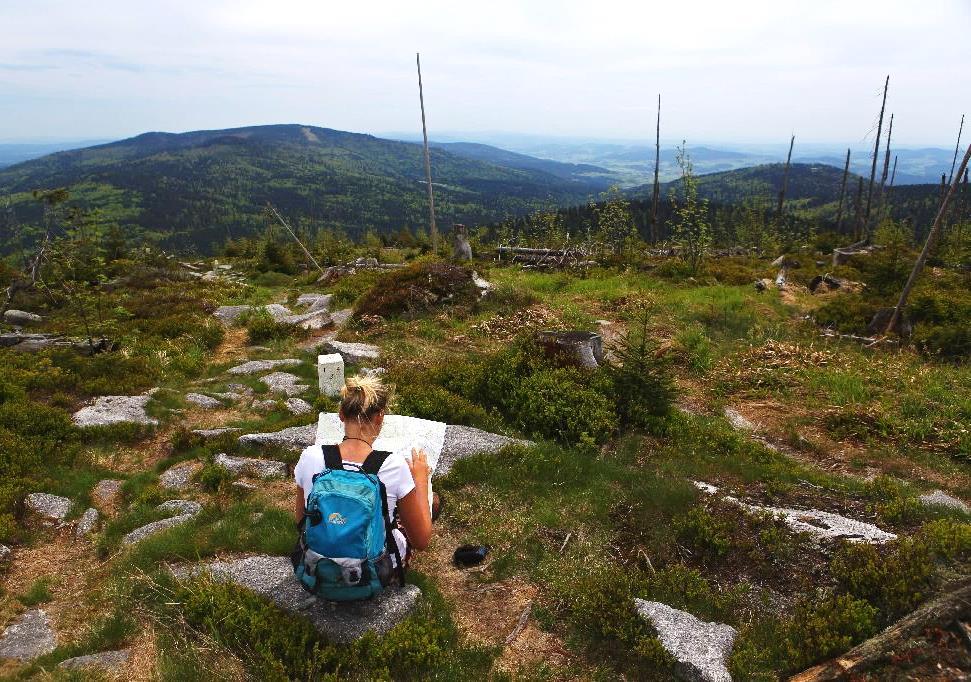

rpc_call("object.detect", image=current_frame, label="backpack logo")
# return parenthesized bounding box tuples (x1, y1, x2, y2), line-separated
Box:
(328, 512, 347, 525)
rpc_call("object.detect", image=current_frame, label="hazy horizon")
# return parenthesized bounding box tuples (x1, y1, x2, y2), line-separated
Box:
(2, 0, 969, 148)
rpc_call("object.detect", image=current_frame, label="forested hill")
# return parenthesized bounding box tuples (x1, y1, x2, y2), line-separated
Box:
(433, 141, 616, 185)
(0, 124, 609, 252)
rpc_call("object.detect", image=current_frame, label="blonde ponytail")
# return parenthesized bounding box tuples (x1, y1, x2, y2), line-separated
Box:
(340, 374, 391, 421)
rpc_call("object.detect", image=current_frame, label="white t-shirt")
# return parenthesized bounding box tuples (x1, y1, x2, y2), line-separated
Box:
(294, 444, 416, 559)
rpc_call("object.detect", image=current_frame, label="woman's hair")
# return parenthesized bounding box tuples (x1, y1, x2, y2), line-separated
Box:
(340, 374, 391, 422)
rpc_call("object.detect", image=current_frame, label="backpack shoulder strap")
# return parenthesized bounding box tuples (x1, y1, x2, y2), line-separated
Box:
(321, 444, 343, 471)
(361, 449, 391, 475)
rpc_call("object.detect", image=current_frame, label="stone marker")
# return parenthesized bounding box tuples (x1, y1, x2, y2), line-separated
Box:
(3, 310, 43, 326)
(25, 492, 72, 522)
(214, 453, 287, 479)
(634, 599, 736, 682)
(318, 353, 345, 397)
(0, 609, 57, 661)
(75, 507, 100, 536)
(122, 500, 202, 545)
(185, 393, 224, 409)
(226, 359, 301, 375)
(323, 340, 380, 365)
(59, 649, 131, 672)
(72, 394, 158, 427)
(919, 490, 970, 514)
(261, 371, 309, 397)
(173, 555, 421, 643)
(286, 397, 314, 416)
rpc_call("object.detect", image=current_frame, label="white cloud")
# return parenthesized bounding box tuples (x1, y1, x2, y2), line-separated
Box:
(0, 0, 968, 144)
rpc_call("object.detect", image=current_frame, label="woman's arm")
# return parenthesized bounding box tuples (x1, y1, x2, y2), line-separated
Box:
(398, 449, 432, 551)
(294, 487, 305, 524)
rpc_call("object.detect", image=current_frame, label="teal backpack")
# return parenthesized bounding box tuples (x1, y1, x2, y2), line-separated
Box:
(292, 445, 405, 601)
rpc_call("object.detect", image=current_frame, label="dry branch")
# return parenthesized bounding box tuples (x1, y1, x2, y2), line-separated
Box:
(505, 602, 532, 646)
(416, 52, 438, 251)
(863, 75, 889, 239)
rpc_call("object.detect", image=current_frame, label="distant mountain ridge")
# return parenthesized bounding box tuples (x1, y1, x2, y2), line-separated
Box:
(0, 124, 609, 252)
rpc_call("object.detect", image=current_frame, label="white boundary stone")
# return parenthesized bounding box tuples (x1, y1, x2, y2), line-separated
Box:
(318, 354, 345, 397)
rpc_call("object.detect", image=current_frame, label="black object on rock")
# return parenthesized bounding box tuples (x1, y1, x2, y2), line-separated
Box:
(453, 545, 489, 567)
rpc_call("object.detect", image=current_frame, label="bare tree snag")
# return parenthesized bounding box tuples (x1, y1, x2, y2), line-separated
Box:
(879, 113, 894, 191)
(651, 94, 661, 243)
(863, 75, 889, 239)
(266, 203, 326, 277)
(852, 177, 865, 241)
(889, 155, 898, 188)
(776, 134, 795, 221)
(835, 148, 851, 232)
(948, 114, 965, 184)
(417, 52, 438, 251)
(885, 142, 971, 335)
(788, 577, 971, 682)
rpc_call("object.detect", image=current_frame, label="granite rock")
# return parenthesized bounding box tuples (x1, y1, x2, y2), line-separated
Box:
(437, 425, 532, 478)
(226, 359, 301, 375)
(159, 461, 201, 491)
(635, 599, 736, 682)
(185, 393, 224, 409)
(324, 340, 380, 365)
(58, 649, 131, 672)
(214, 453, 287, 479)
(122, 500, 202, 545)
(919, 490, 970, 514)
(25, 493, 72, 522)
(0, 609, 57, 661)
(191, 427, 242, 440)
(239, 424, 316, 452)
(91, 479, 124, 510)
(72, 394, 158, 427)
(3, 310, 43, 326)
(286, 398, 314, 416)
(75, 507, 100, 536)
(261, 371, 309, 397)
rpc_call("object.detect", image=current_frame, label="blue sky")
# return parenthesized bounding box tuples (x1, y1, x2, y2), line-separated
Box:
(1, 0, 968, 146)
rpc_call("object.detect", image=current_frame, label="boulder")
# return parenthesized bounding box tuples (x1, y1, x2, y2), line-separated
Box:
(72, 394, 158, 428)
(185, 393, 224, 410)
(214, 453, 287, 479)
(212, 305, 252, 325)
(261, 371, 309, 397)
(0, 545, 10, 562)
(284, 309, 333, 330)
(226, 383, 255, 396)
(323, 340, 380, 365)
(122, 500, 202, 545)
(75, 507, 100, 536)
(159, 461, 201, 491)
(25, 492, 72, 522)
(173, 555, 421, 643)
(330, 309, 353, 328)
(296, 293, 333, 313)
(226, 359, 301, 375)
(91, 479, 124, 510)
(0, 609, 57, 661)
(59, 648, 131, 673)
(3, 309, 43, 326)
(252, 399, 279, 412)
(286, 398, 314, 416)
(919, 490, 970, 514)
(634, 599, 736, 682)
(318, 353, 345, 397)
(239, 424, 317, 452)
(437, 425, 532, 478)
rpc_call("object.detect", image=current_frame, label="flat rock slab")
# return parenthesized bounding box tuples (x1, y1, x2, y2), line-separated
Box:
(73, 394, 158, 427)
(286, 398, 314, 415)
(159, 461, 201, 491)
(213, 304, 293, 326)
(296, 293, 333, 312)
(261, 371, 309, 397)
(192, 427, 242, 440)
(635, 599, 736, 682)
(437, 425, 532, 478)
(59, 648, 131, 672)
(723, 407, 755, 431)
(174, 555, 421, 644)
(323, 340, 380, 365)
(25, 492, 72, 521)
(0, 609, 57, 661)
(285, 310, 332, 330)
(226, 359, 301, 375)
(75, 507, 100, 536)
(4, 310, 43, 326)
(316, 413, 445, 473)
(919, 490, 970, 514)
(214, 453, 287, 479)
(122, 500, 202, 545)
(239, 424, 316, 451)
(185, 393, 224, 409)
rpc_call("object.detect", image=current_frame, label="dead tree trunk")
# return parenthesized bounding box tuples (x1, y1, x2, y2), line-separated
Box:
(650, 94, 661, 243)
(948, 114, 965, 184)
(884, 142, 971, 335)
(852, 177, 865, 242)
(879, 113, 894, 191)
(416, 52, 438, 252)
(776, 135, 795, 221)
(789, 577, 971, 681)
(835, 148, 851, 233)
(863, 75, 889, 240)
(266, 204, 326, 277)
(889, 155, 898, 188)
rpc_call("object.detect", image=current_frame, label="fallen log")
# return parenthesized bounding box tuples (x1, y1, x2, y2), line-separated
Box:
(788, 577, 971, 681)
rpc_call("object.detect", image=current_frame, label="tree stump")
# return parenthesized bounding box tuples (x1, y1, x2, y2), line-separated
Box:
(535, 331, 605, 370)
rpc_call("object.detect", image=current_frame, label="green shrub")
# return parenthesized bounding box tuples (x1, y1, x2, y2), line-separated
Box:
(395, 382, 501, 432)
(512, 367, 617, 445)
(784, 593, 878, 670)
(354, 260, 478, 318)
(675, 507, 732, 561)
(197, 463, 232, 493)
(242, 309, 305, 345)
(20, 576, 55, 606)
(813, 294, 880, 335)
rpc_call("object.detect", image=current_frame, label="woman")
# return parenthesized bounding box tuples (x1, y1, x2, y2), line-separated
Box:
(293, 375, 433, 570)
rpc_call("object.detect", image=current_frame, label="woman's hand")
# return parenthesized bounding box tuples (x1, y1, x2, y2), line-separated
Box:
(408, 448, 431, 485)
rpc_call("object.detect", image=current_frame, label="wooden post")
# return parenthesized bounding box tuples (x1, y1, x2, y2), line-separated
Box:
(416, 52, 438, 251)
(863, 75, 889, 239)
(948, 114, 965, 184)
(885, 143, 971, 335)
(650, 94, 661, 243)
(776, 134, 795, 221)
(835, 148, 851, 233)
